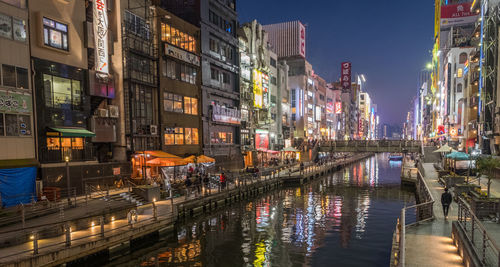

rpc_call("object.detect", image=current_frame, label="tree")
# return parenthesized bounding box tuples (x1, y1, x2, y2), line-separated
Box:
(476, 156, 500, 198)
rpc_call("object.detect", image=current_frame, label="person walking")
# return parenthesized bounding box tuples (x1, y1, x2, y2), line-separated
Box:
(441, 188, 453, 218)
(220, 172, 227, 189)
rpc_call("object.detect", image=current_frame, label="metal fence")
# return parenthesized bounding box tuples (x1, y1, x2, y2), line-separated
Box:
(393, 169, 435, 267)
(456, 196, 500, 267)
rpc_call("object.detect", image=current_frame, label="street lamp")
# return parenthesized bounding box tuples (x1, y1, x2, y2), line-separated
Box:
(65, 156, 71, 206)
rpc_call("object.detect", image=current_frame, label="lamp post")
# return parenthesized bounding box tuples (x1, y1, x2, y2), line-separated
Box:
(65, 156, 71, 206)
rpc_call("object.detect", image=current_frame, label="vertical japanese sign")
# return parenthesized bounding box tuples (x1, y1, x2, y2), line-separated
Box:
(299, 22, 306, 58)
(94, 0, 109, 74)
(341, 62, 351, 90)
(335, 102, 342, 114)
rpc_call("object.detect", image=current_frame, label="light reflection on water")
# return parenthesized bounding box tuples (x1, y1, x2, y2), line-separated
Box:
(108, 153, 415, 267)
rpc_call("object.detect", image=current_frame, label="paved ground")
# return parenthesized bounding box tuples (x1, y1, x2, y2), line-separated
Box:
(404, 163, 463, 267)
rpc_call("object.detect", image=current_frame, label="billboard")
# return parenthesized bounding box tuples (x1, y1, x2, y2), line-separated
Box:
(335, 102, 342, 114)
(93, 0, 109, 75)
(253, 69, 263, 108)
(299, 22, 306, 58)
(341, 62, 351, 89)
(255, 130, 269, 150)
(441, 3, 478, 28)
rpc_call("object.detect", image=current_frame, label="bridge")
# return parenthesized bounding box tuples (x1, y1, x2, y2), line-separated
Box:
(318, 140, 422, 153)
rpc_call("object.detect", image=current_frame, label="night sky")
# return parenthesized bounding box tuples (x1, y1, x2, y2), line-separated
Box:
(237, 0, 434, 125)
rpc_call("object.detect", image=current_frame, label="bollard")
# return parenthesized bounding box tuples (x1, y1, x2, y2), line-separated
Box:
(100, 216, 105, 237)
(65, 223, 71, 247)
(32, 232, 38, 255)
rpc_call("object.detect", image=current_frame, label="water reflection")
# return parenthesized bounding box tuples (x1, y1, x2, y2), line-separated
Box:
(108, 153, 414, 267)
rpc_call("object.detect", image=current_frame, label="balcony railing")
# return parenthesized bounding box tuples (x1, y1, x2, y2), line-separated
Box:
(40, 146, 96, 163)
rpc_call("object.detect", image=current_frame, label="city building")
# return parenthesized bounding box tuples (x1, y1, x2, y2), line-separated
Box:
(0, 0, 36, 205)
(160, 0, 242, 169)
(29, 0, 128, 195)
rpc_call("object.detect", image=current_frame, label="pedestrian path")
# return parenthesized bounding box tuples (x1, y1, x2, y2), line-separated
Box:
(404, 163, 463, 267)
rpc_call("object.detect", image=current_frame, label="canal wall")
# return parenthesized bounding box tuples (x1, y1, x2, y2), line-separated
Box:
(0, 153, 373, 267)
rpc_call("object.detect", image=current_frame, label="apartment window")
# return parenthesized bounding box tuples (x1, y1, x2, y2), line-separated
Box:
(43, 17, 68, 51)
(185, 128, 199, 145)
(209, 11, 219, 26)
(209, 38, 218, 52)
(211, 68, 219, 81)
(164, 127, 184, 145)
(163, 92, 183, 113)
(174, 127, 184, 144)
(271, 76, 277, 85)
(16, 67, 28, 89)
(43, 74, 82, 109)
(4, 113, 18, 136)
(459, 53, 468, 64)
(2, 65, 16, 87)
(222, 72, 230, 84)
(165, 59, 197, 84)
(161, 23, 196, 53)
(166, 60, 176, 79)
(457, 83, 463, 93)
(184, 96, 198, 115)
(270, 57, 277, 68)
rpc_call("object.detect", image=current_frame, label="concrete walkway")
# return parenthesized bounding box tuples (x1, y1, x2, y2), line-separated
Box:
(404, 163, 463, 267)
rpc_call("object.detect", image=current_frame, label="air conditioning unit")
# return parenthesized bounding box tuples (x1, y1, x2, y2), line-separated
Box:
(150, 125, 158, 135)
(98, 108, 109, 117)
(109, 105, 119, 118)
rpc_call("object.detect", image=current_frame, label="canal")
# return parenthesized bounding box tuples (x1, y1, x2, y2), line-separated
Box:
(107, 153, 415, 267)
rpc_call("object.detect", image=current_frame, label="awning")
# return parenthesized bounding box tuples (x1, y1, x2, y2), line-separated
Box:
(184, 155, 216, 164)
(136, 151, 188, 166)
(136, 150, 181, 159)
(49, 127, 96, 137)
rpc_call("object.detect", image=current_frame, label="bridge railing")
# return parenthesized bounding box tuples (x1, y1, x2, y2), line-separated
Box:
(321, 140, 422, 149)
(392, 169, 435, 267)
(456, 196, 500, 267)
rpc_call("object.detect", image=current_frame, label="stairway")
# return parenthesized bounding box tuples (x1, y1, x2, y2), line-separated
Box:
(105, 192, 146, 207)
(423, 146, 440, 163)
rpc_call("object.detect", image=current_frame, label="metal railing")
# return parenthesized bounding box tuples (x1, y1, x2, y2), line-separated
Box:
(40, 146, 96, 163)
(456, 196, 500, 267)
(393, 169, 435, 267)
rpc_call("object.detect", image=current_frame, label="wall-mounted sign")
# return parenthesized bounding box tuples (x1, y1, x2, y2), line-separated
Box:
(165, 43, 200, 66)
(0, 13, 12, 39)
(212, 104, 241, 125)
(0, 90, 31, 114)
(255, 130, 269, 150)
(441, 3, 478, 28)
(335, 102, 342, 114)
(93, 0, 109, 74)
(341, 62, 351, 89)
(299, 22, 306, 58)
(253, 69, 263, 108)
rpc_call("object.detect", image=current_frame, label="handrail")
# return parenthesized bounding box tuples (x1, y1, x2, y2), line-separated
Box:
(394, 169, 435, 267)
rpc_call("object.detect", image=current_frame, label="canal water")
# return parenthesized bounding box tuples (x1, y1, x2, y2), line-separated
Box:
(108, 153, 415, 267)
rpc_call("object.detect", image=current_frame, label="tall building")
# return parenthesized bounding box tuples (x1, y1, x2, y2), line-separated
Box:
(29, 0, 128, 195)
(160, 0, 242, 169)
(0, 0, 37, 206)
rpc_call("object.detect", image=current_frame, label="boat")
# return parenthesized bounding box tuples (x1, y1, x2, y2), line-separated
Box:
(388, 153, 403, 161)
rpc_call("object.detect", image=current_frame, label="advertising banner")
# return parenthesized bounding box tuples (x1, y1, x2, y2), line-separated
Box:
(0, 90, 31, 114)
(335, 102, 342, 114)
(0, 13, 12, 39)
(299, 22, 306, 58)
(253, 69, 263, 108)
(255, 130, 269, 150)
(165, 43, 200, 66)
(93, 0, 109, 74)
(441, 3, 478, 28)
(341, 62, 351, 89)
(212, 104, 241, 125)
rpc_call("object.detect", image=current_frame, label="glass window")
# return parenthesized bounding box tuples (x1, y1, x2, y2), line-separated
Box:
(4, 113, 17, 136)
(72, 137, 83, 149)
(457, 83, 463, 93)
(192, 128, 199, 144)
(166, 59, 176, 79)
(184, 97, 198, 115)
(161, 59, 167, 77)
(185, 128, 192, 144)
(16, 67, 28, 89)
(222, 72, 230, 84)
(161, 23, 196, 53)
(459, 53, 468, 64)
(47, 137, 60, 149)
(2, 64, 16, 87)
(72, 80, 81, 107)
(163, 93, 183, 113)
(43, 17, 68, 51)
(53, 76, 72, 108)
(211, 68, 219, 81)
(0, 113, 3, 136)
(18, 114, 30, 136)
(164, 133, 174, 145)
(174, 127, 184, 144)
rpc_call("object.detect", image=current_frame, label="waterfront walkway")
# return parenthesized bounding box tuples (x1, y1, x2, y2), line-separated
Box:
(404, 163, 463, 267)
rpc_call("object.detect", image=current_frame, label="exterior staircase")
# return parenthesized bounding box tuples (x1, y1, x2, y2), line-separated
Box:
(115, 192, 146, 206)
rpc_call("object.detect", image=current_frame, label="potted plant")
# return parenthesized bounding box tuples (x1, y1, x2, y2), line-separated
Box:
(476, 156, 500, 198)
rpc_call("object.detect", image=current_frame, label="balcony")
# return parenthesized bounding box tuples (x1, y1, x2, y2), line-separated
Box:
(41, 146, 96, 164)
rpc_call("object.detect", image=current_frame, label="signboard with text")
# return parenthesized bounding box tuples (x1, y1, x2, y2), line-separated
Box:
(93, 0, 109, 74)
(341, 62, 351, 89)
(165, 43, 200, 66)
(335, 102, 342, 114)
(299, 22, 306, 58)
(212, 104, 241, 125)
(440, 3, 478, 28)
(255, 131, 269, 150)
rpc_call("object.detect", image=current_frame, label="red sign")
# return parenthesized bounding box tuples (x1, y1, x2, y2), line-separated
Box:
(341, 62, 351, 89)
(255, 132, 269, 150)
(441, 3, 478, 27)
(299, 22, 306, 58)
(335, 102, 342, 114)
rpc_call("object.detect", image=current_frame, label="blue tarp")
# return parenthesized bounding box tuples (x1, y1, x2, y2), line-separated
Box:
(0, 167, 37, 207)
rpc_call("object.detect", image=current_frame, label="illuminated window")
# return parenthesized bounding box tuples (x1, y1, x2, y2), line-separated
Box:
(174, 127, 184, 144)
(42, 17, 68, 51)
(185, 128, 199, 145)
(43, 74, 82, 109)
(184, 97, 198, 115)
(457, 68, 463, 78)
(163, 93, 183, 113)
(165, 127, 184, 145)
(161, 23, 196, 53)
